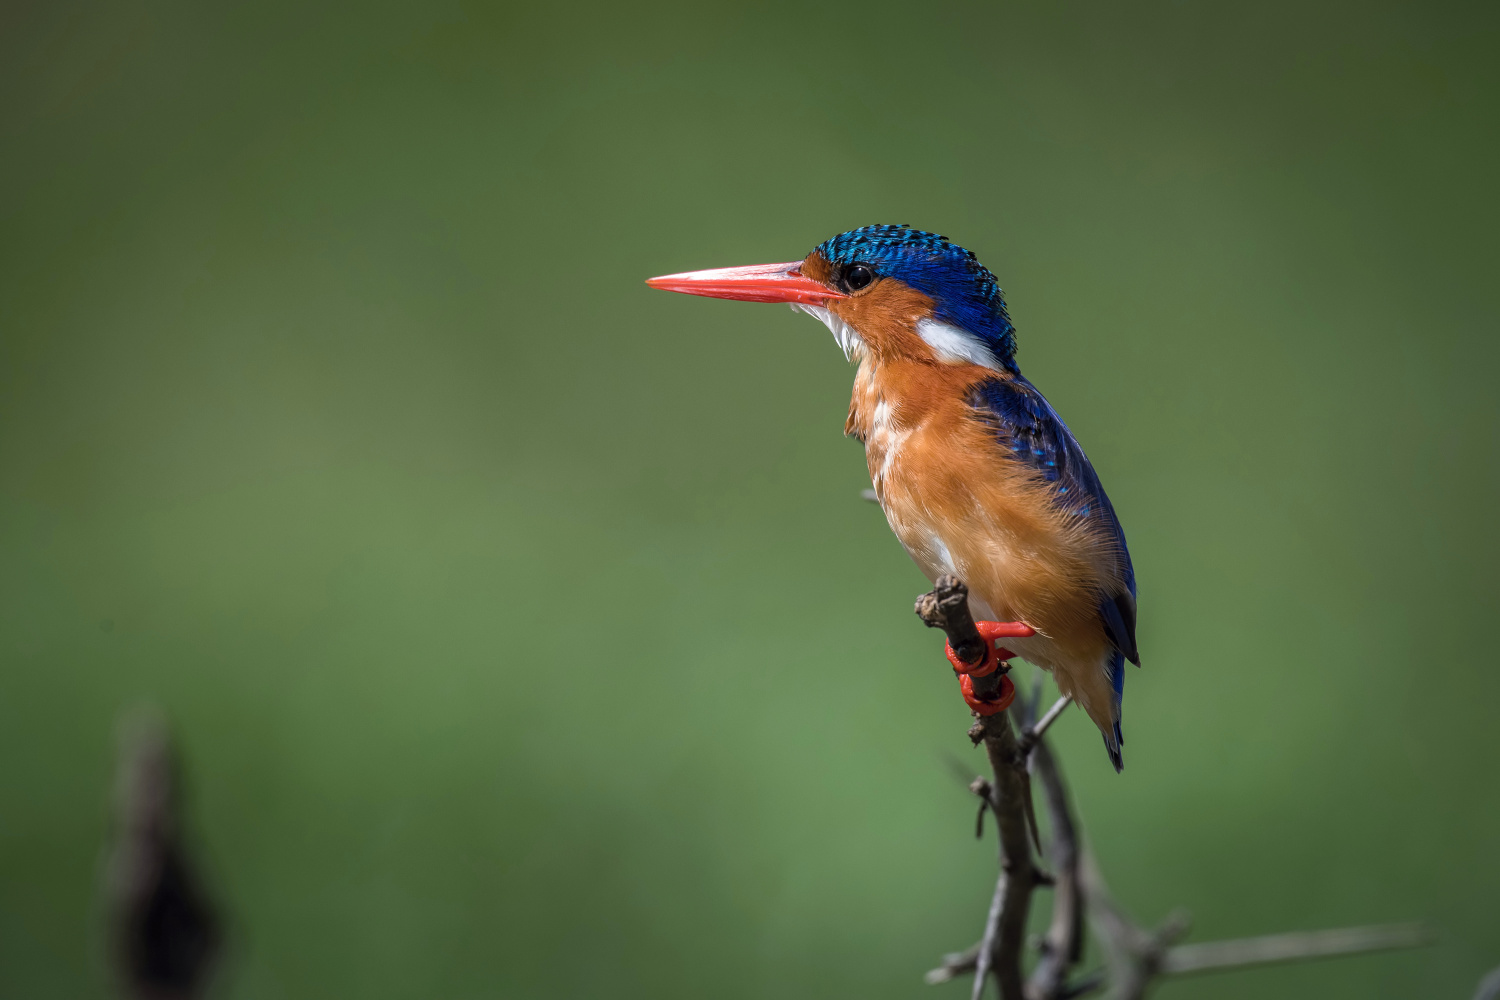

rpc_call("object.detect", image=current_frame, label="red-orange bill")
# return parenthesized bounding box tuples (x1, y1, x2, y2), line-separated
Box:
(645, 262, 845, 305)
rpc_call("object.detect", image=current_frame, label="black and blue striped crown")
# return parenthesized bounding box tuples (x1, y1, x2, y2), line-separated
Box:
(814, 225, 1017, 368)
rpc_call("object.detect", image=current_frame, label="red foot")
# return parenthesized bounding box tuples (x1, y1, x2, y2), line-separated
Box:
(961, 674, 1015, 715)
(944, 621, 1036, 715)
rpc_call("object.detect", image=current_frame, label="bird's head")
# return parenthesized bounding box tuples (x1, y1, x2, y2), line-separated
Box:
(647, 224, 1018, 373)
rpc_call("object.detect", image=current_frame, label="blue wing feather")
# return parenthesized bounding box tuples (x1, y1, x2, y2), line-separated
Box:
(971, 374, 1137, 772)
(969, 375, 1139, 665)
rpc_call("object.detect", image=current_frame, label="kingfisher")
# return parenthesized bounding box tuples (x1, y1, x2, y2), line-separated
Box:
(647, 225, 1139, 770)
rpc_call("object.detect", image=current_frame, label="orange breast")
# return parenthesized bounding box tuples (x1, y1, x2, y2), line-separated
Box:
(850, 357, 1120, 669)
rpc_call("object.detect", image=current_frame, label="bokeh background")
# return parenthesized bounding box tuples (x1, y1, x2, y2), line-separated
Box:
(3, 0, 1497, 996)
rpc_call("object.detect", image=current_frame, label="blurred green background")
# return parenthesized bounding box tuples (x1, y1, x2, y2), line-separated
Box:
(2, 0, 1497, 996)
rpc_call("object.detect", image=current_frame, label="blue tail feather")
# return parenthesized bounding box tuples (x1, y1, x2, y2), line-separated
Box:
(1104, 649, 1126, 772)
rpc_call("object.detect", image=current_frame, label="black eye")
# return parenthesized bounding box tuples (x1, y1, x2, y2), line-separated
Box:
(844, 264, 875, 291)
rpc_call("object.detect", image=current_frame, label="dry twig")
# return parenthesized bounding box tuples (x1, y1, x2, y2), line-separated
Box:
(1027, 735, 1085, 999)
(1161, 923, 1431, 976)
(1018, 696, 1071, 755)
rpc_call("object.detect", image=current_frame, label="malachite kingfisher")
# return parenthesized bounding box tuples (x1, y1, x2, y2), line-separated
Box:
(647, 225, 1139, 771)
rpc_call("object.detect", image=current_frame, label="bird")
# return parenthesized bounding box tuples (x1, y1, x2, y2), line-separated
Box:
(647, 225, 1138, 770)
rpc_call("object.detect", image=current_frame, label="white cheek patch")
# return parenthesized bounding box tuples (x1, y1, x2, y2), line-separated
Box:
(916, 317, 1003, 370)
(790, 303, 866, 362)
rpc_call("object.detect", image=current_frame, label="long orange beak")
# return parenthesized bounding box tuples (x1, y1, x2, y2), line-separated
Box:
(645, 262, 845, 306)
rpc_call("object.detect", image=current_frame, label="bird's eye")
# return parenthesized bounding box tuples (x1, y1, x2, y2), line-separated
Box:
(844, 264, 875, 291)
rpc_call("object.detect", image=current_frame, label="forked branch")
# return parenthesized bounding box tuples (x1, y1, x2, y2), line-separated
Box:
(915, 575, 1431, 1000)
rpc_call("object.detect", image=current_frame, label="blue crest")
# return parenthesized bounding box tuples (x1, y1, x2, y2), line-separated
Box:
(814, 225, 1018, 371)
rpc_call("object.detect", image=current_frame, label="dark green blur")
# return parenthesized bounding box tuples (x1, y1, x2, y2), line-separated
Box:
(2, 1, 1497, 996)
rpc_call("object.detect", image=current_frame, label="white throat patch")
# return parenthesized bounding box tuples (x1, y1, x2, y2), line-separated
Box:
(790, 303, 865, 362)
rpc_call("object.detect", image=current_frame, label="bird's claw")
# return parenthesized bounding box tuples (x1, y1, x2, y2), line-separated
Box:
(945, 621, 1035, 716)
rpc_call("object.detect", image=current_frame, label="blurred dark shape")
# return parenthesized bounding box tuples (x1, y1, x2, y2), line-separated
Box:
(106, 707, 222, 1000)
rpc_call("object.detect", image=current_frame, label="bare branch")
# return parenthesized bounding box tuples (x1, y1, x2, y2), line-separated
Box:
(1028, 736, 1085, 999)
(918, 576, 1426, 1000)
(974, 711, 1042, 999)
(971, 873, 1010, 1000)
(918, 576, 1042, 1000)
(915, 575, 990, 681)
(925, 943, 980, 985)
(1018, 696, 1071, 755)
(1078, 848, 1151, 960)
(1113, 913, 1192, 1000)
(1161, 924, 1431, 976)
(1080, 846, 1429, 997)
(1078, 850, 1190, 1000)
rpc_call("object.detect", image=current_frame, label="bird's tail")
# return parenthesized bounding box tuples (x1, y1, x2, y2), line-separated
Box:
(1103, 649, 1125, 772)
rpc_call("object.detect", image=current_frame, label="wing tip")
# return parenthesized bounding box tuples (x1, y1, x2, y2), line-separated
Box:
(1102, 592, 1140, 667)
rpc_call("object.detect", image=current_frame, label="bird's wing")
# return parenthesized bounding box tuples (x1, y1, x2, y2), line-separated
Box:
(969, 375, 1139, 666)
